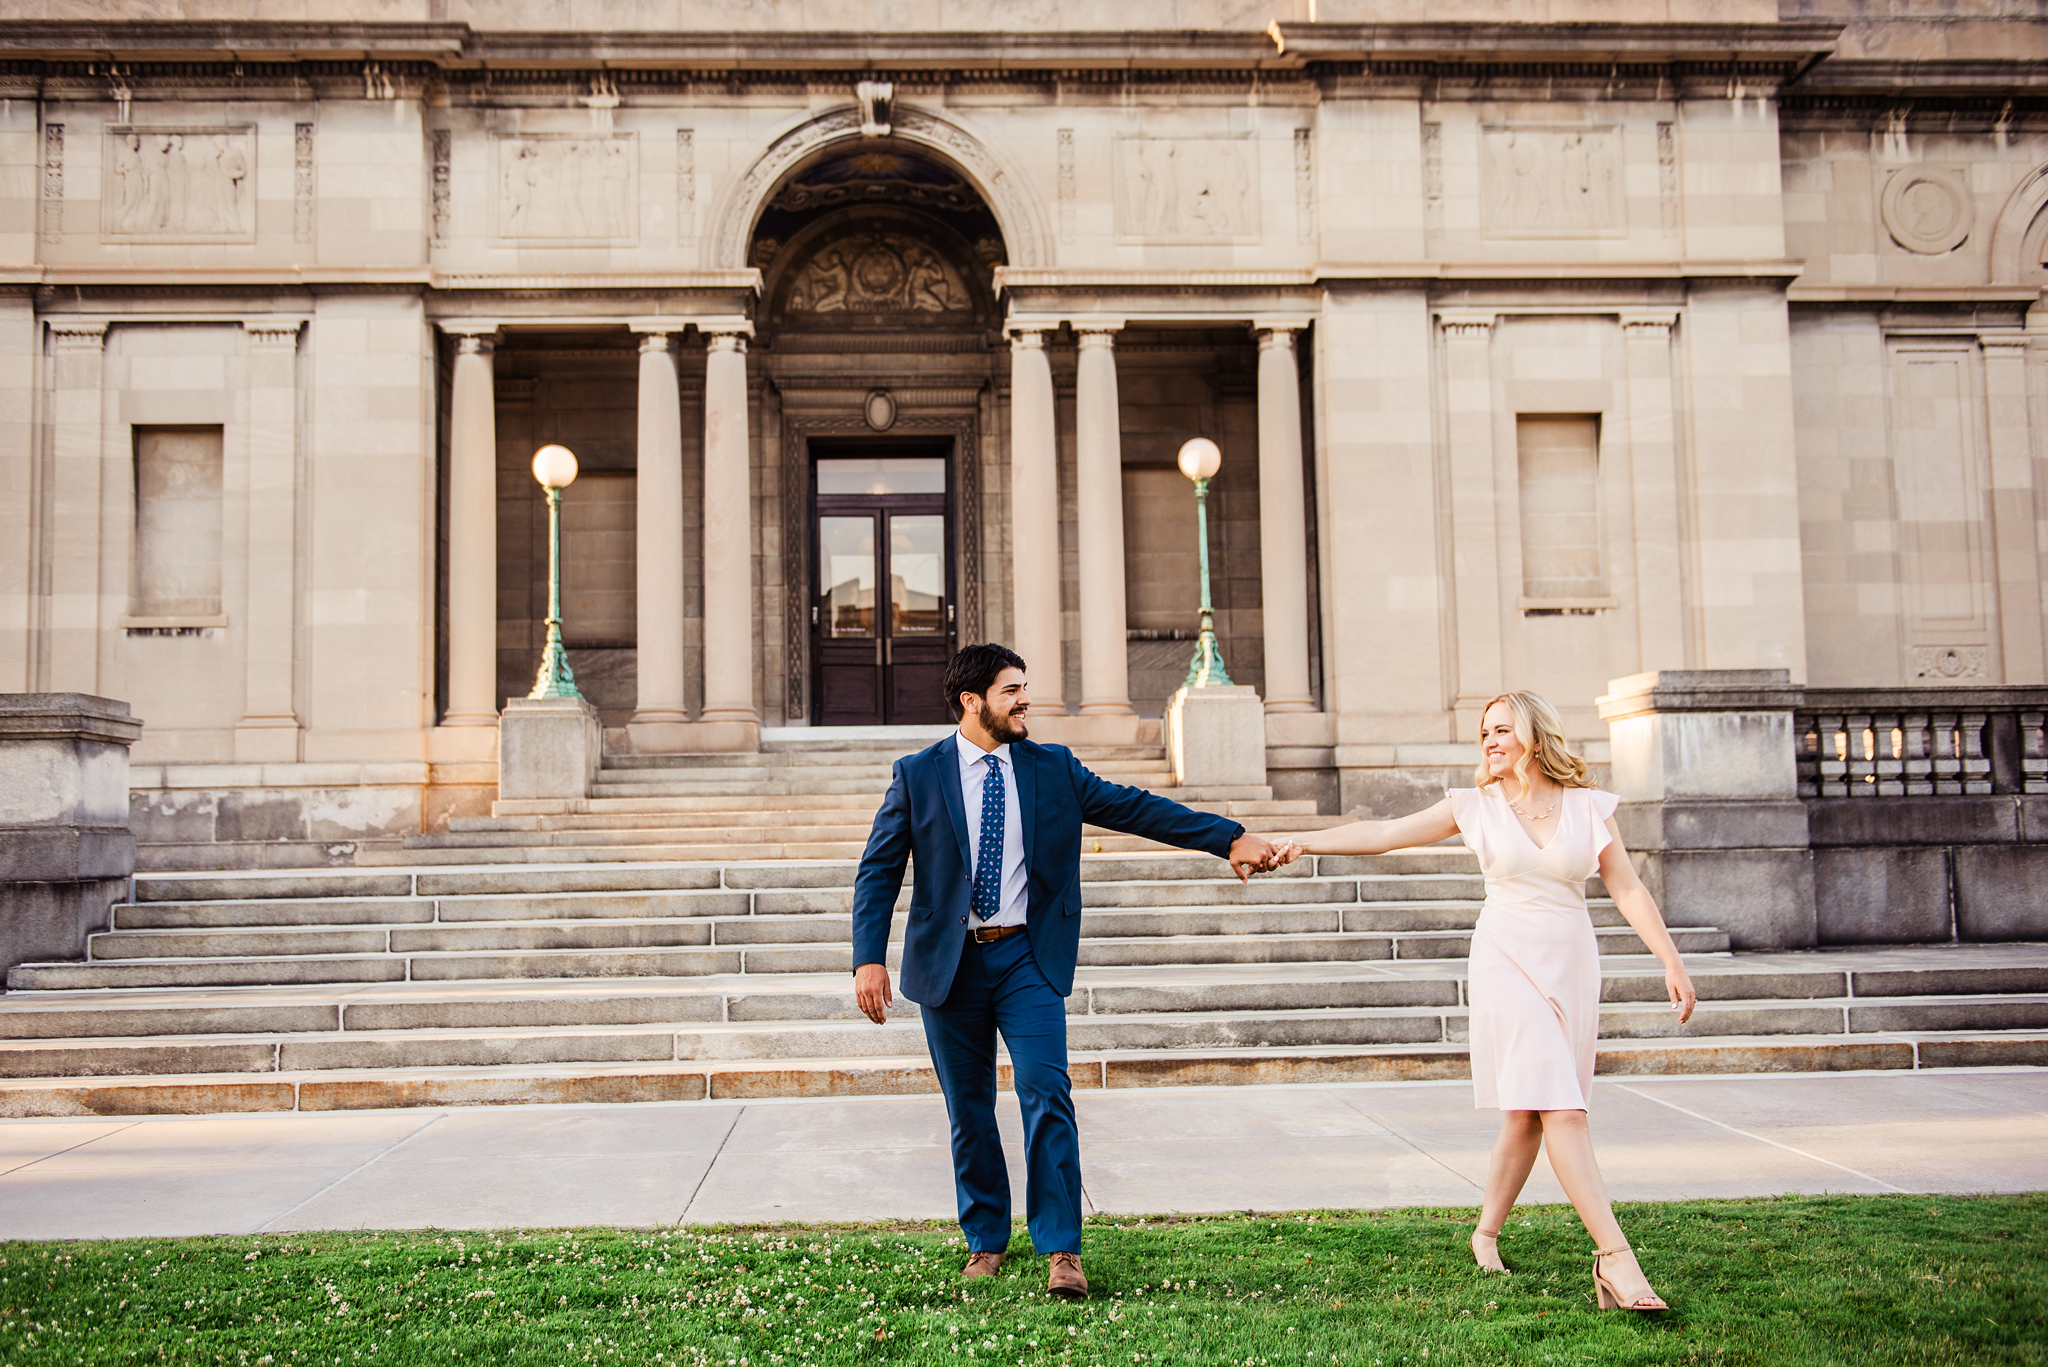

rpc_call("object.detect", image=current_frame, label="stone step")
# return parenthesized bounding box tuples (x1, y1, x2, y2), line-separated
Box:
(3, 1030, 2042, 1117)
(124, 851, 1478, 904)
(5, 997, 2046, 1080)
(5, 956, 2042, 1042)
(8, 922, 1724, 991)
(87, 902, 1656, 957)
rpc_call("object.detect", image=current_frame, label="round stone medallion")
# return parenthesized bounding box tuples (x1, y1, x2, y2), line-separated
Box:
(1881, 167, 1975, 255)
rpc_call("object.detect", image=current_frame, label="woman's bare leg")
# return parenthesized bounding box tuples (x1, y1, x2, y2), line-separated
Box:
(1472, 1110, 1543, 1271)
(1537, 1109, 1657, 1301)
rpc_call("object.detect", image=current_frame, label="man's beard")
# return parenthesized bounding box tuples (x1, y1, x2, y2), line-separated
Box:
(984, 706, 1028, 745)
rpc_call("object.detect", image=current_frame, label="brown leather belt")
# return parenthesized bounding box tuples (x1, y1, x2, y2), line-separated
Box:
(969, 923, 1027, 945)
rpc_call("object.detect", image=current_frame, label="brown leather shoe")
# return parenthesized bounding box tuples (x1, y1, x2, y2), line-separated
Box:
(963, 1251, 1006, 1279)
(1047, 1251, 1088, 1300)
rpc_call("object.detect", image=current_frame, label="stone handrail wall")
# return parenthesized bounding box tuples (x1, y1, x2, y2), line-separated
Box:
(1796, 688, 2048, 799)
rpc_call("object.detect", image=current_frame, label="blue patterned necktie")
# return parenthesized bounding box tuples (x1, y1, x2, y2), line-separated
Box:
(971, 754, 1006, 921)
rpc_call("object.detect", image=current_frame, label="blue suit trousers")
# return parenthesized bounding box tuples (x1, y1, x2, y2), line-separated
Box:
(919, 930, 1081, 1256)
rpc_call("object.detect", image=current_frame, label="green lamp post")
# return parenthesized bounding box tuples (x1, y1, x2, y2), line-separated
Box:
(527, 443, 585, 701)
(1177, 436, 1233, 689)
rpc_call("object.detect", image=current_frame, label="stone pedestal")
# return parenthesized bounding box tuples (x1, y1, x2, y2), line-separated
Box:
(0, 694, 141, 976)
(498, 697, 601, 802)
(1165, 685, 1266, 789)
(1597, 669, 1815, 950)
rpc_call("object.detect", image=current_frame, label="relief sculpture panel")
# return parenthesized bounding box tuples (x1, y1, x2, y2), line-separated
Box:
(1113, 137, 1259, 242)
(783, 233, 970, 315)
(103, 127, 255, 242)
(493, 133, 638, 245)
(1481, 126, 1623, 238)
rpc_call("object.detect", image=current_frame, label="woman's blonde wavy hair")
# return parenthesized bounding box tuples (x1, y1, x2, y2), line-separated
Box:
(1475, 690, 1595, 797)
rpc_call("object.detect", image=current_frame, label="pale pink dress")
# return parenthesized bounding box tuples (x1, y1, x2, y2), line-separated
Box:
(1447, 785, 1620, 1112)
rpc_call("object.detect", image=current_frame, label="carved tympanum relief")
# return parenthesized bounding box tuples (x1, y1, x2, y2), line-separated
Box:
(1113, 137, 1259, 241)
(494, 133, 637, 244)
(1881, 166, 1975, 255)
(783, 233, 970, 315)
(1481, 127, 1622, 238)
(103, 127, 254, 241)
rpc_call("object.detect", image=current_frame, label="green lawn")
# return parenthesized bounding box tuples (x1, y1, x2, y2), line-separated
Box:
(1, 1195, 2040, 1366)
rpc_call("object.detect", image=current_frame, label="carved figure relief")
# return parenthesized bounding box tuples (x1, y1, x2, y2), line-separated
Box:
(493, 133, 637, 244)
(783, 233, 970, 315)
(103, 127, 254, 241)
(1881, 166, 1974, 255)
(1481, 126, 1622, 238)
(1113, 137, 1259, 241)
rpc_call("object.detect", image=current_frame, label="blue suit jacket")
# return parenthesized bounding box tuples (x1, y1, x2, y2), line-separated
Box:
(851, 735, 1245, 1004)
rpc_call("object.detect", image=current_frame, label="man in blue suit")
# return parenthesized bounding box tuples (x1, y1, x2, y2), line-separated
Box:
(852, 643, 1279, 1299)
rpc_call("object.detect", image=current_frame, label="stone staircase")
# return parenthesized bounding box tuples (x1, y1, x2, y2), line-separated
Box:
(381, 738, 1317, 865)
(3, 849, 2043, 1117)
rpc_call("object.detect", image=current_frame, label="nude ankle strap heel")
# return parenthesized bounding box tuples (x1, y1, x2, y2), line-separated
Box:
(1592, 1247, 1668, 1313)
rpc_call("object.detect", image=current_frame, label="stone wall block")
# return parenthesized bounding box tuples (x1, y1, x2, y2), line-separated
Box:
(1954, 845, 2048, 942)
(1814, 846, 1952, 945)
(1638, 847, 1817, 952)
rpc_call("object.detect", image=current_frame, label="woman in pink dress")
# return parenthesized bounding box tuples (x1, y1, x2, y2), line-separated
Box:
(1273, 690, 1697, 1313)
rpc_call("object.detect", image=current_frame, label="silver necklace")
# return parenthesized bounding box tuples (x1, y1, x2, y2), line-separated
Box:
(1509, 787, 1557, 821)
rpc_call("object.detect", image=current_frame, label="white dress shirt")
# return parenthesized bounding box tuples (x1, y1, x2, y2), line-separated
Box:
(957, 731, 1028, 928)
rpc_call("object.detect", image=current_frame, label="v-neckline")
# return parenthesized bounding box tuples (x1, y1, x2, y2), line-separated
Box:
(1503, 785, 1565, 854)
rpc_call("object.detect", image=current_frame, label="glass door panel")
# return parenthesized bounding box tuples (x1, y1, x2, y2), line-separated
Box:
(887, 514, 946, 636)
(818, 516, 877, 639)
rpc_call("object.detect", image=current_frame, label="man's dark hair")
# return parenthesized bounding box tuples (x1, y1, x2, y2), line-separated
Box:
(942, 643, 1027, 722)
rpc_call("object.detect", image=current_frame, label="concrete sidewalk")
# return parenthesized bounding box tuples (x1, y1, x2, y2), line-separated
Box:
(0, 1069, 2041, 1242)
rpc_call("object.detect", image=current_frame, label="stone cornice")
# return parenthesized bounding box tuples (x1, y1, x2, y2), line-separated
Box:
(0, 19, 1845, 78)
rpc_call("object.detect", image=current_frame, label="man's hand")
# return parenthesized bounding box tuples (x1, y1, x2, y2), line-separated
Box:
(854, 961, 894, 1024)
(1227, 833, 1281, 883)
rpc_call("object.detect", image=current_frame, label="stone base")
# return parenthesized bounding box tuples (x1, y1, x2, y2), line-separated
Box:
(1816, 846, 1953, 944)
(1026, 713, 1154, 748)
(1263, 711, 1335, 747)
(1633, 847, 1817, 951)
(0, 878, 125, 977)
(499, 698, 602, 801)
(1166, 685, 1266, 789)
(620, 718, 761, 754)
(427, 724, 499, 764)
(1954, 845, 2048, 941)
(232, 722, 300, 764)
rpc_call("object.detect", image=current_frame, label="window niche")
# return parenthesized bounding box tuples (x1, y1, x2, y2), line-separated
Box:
(1515, 413, 1612, 615)
(125, 425, 225, 633)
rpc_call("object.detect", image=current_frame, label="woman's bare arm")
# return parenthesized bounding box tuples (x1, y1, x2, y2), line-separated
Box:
(1596, 820, 1697, 1023)
(1274, 796, 1460, 858)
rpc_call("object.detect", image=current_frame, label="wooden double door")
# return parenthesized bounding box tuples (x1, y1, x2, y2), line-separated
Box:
(811, 446, 957, 725)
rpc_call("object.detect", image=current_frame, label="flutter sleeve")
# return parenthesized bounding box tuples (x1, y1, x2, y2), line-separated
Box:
(1588, 788, 1621, 862)
(1445, 787, 1487, 869)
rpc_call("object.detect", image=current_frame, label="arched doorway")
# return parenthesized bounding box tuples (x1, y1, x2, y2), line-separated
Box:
(750, 149, 1006, 726)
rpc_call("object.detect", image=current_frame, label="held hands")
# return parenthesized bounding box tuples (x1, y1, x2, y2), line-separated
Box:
(1227, 833, 1290, 883)
(854, 961, 893, 1025)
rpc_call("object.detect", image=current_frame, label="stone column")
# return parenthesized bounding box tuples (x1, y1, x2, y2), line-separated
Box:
(236, 321, 303, 762)
(699, 326, 758, 744)
(629, 327, 689, 750)
(1255, 324, 1315, 713)
(441, 327, 499, 728)
(46, 322, 109, 695)
(1981, 334, 2044, 684)
(1621, 312, 1688, 675)
(1074, 326, 1133, 717)
(1439, 312, 1502, 728)
(1597, 669, 1815, 950)
(1008, 329, 1063, 706)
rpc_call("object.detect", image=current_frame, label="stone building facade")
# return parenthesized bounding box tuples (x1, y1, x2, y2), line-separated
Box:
(1, 0, 2044, 863)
